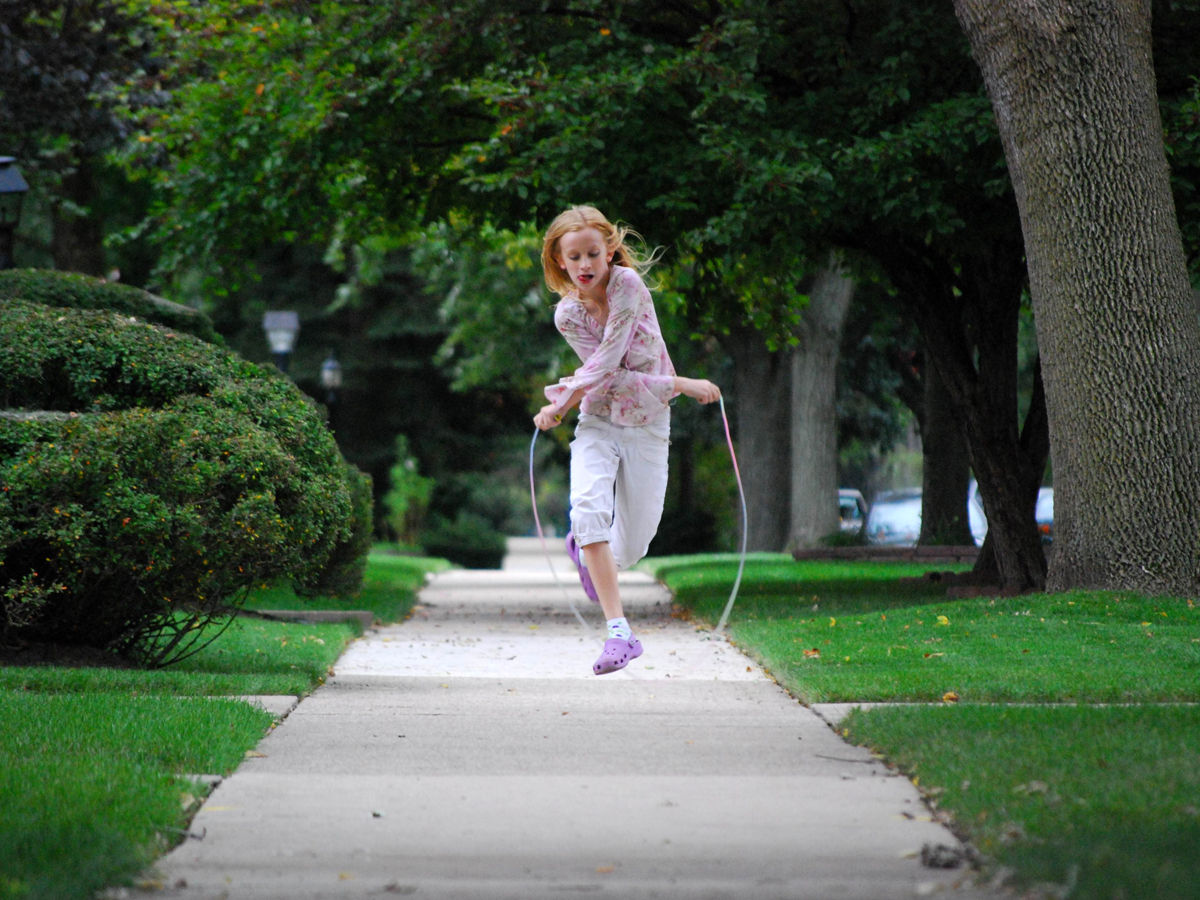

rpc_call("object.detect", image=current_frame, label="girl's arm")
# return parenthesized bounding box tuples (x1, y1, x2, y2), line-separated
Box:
(534, 387, 587, 430)
(674, 376, 721, 404)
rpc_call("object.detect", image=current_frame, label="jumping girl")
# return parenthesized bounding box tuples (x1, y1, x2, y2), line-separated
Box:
(533, 205, 721, 675)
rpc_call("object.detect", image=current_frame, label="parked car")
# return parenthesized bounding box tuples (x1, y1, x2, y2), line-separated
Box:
(1035, 487, 1054, 543)
(864, 487, 923, 546)
(968, 481, 1054, 545)
(838, 488, 868, 535)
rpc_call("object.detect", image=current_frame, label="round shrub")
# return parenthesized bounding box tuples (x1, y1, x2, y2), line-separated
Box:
(420, 512, 507, 569)
(0, 296, 370, 665)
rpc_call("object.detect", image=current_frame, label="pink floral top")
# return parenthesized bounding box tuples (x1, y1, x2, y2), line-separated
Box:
(544, 265, 678, 426)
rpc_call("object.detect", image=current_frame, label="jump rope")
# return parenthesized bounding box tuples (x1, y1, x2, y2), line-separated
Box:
(529, 394, 748, 638)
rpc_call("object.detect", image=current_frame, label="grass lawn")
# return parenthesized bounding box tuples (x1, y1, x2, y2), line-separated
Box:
(0, 549, 446, 900)
(648, 554, 1200, 898)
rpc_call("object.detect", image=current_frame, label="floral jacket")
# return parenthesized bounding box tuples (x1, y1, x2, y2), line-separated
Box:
(544, 265, 678, 426)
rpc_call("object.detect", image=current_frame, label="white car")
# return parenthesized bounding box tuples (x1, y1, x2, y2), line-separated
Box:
(838, 488, 868, 535)
(969, 481, 1054, 545)
(864, 488, 923, 546)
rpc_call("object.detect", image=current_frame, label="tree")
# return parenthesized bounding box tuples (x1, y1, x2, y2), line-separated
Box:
(954, 0, 1200, 594)
(789, 256, 855, 548)
(0, 0, 154, 272)
(111, 0, 1058, 571)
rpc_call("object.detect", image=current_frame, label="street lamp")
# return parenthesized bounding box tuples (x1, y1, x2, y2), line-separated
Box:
(0, 156, 30, 270)
(320, 351, 343, 405)
(261, 310, 300, 373)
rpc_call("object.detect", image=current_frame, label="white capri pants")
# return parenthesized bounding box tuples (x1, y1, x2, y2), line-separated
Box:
(569, 411, 671, 570)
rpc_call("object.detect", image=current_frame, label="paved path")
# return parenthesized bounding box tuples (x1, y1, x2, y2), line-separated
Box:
(147, 539, 998, 899)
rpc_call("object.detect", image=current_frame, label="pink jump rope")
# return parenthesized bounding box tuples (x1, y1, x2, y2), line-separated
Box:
(529, 394, 748, 637)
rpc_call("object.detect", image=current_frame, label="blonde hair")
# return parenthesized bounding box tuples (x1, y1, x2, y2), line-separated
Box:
(540, 205, 661, 297)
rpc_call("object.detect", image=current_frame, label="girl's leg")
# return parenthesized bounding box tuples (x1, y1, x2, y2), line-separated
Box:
(609, 414, 671, 569)
(581, 540, 622, 621)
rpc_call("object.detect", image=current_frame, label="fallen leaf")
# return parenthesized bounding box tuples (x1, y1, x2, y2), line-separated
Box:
(942, 691, 960, 703)
(1013, 780, 1049, 795)
(803, 648, 821, 658)
(936, 615, 950, 626)
(595, 865, 615, 874)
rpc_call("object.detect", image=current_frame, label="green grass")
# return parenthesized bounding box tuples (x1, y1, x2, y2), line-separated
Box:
(0, 692, 274, 900)
(650, 554, 1200, 897)
(0, 550, 449, 900)
(0, 618, 357, 696)
(245, 550, 451, 623)
(846, 704, 1200, 899)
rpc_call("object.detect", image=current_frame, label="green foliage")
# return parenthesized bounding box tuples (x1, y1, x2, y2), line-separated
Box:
(114, 0, 499, 293)
(304, 460, 374, 598)
(0, 269, 220, 344)
(0, 292, 371, 665)
(0, 1, 150, 188)
(382, 435, 435, 546)
(415, 217, 557, 393)
(421, 512, 507, 569)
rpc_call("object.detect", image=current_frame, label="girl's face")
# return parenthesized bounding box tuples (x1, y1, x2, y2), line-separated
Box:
(556, 227, 613, 300)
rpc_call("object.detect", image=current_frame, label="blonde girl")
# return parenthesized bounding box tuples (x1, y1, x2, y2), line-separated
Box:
(533, 205, 720, 675)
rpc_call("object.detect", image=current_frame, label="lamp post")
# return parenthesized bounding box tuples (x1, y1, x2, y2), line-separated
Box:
(0, 157, 29, 270)
(321, 350, 343, 433)
(261, 310, 300, 373)
(320, 351, 343, 405)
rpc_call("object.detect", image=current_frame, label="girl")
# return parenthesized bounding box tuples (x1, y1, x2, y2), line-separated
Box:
(533, 206, 720, 675)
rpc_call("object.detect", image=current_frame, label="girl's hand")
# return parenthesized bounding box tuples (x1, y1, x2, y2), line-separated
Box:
(534, 404, 564, 431)
(676, 377, 721, 404)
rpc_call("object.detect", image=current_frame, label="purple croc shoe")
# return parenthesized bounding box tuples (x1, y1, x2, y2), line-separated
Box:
(593, 636, 644, 676)
(564, 532, 599, 603)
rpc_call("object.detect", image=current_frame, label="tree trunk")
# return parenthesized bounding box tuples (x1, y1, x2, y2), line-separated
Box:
(918, 362, 974, 545)
(955, 0, 1200, 594)
(877, 227, 1049, 591)
(726, 326, 791, 551)
(51, 162, 106, 276)
(789, 257, 854, 549)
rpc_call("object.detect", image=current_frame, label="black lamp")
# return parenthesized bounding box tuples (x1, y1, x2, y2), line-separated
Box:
(0, 156, 29, 270)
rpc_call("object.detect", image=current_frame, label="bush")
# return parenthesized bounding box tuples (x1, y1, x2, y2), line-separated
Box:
(0, 295, 371, 665)
(382, 434, 434, 547)
(0, 268, 220, 344)
(421, 512, 507, 569)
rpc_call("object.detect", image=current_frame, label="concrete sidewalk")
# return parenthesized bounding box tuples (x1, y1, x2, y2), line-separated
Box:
(146, 538, 999, 899)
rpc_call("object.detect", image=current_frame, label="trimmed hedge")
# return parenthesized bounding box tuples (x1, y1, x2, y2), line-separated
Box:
(0, 268, 221, 344)
(0, 294, 370, 666)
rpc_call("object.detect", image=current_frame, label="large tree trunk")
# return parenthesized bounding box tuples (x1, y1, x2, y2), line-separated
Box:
(789, 257, 854, 549)
(726, 326, 791, 551)
(955, 0, 1200, 594)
